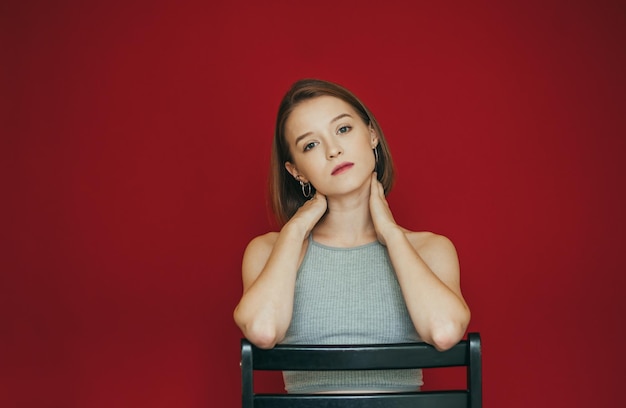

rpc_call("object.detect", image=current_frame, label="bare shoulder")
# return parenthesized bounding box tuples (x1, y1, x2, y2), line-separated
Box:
(244, 231, 280, 256)
(403, 230, 455, 254)
(243, 231, 280, 268)
(402, 229, 459, 276)
(241, 232, 280, 289)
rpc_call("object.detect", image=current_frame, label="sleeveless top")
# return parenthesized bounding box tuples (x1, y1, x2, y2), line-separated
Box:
(281, 235, 423, 393)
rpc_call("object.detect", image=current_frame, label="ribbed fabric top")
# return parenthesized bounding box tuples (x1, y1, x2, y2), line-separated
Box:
(281, 235, 423, 393)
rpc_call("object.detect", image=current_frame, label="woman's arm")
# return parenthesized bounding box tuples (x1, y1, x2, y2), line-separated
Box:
(233, 193, 327, 349)
(369, 174, 470, 351)
(386, 231, 470, 351)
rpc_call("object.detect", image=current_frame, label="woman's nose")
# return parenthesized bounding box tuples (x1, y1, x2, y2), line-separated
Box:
(327, 142, 343, 159)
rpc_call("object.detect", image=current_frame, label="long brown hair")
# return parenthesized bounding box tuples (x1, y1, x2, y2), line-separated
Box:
(269, 79, 395, 226)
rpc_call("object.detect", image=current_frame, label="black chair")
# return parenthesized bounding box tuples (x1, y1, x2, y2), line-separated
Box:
(241, 332, 482, 408)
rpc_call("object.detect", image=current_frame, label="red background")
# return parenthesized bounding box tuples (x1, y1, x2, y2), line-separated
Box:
(2, 0, 625, 406)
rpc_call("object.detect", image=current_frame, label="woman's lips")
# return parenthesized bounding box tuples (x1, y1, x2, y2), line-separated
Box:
(331, 162, 354, 175)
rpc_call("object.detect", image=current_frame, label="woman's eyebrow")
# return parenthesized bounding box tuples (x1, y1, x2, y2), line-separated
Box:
(330, 113, 352, 123)
(294, 113, 354, 145)
(294, 131, 312, 146)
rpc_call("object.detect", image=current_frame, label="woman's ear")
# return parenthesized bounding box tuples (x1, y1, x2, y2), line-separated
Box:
(369, 126, 379, 148)
(285, 161, 307, 183)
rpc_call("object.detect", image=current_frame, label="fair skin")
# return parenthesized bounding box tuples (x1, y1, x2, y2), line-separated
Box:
(233, 96, 470, 351)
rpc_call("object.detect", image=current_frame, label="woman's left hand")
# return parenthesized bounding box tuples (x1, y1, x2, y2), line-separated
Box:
(369, 172, 401, 245)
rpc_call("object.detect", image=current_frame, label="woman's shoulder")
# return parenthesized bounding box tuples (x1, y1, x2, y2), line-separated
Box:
(241, 232, 281, 285)
(245, 231, 280, 255)
(401, 229, 457, 258)
(401, 229, 460, 276)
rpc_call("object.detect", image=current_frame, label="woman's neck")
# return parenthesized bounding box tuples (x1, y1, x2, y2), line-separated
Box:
(312, 190, 377, 248)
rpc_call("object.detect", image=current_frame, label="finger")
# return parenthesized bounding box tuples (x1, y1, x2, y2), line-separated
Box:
(372, 174, 384, 198)
(369, 175, 378, 199)
(371, 173, 380, 193)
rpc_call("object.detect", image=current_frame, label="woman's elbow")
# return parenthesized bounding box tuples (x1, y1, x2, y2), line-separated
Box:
(430, 310, 471, 351)
(234, 308, 282, 349)
(245, 327, 281, 349)
(431, 330, 461, 351)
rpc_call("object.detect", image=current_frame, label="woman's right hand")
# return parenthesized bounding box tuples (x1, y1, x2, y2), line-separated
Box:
(288, 193, 327, 236)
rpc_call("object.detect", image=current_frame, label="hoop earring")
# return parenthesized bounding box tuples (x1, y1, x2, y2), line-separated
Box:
(373, 147, 379, 165)
(299, 180, 312, 198)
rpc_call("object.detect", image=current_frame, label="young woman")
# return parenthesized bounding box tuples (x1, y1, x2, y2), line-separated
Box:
(234, 79, 470, 393)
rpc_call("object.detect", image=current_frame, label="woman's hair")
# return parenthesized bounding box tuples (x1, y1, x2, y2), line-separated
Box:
(269, 78, 395, 226)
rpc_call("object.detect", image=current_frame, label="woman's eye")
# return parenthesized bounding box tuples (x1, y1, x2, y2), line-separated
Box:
(304, 142, 317, 151)
(338, 126, 351, 134)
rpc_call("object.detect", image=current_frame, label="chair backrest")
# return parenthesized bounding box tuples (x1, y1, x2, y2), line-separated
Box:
(241, 332, 482, 408)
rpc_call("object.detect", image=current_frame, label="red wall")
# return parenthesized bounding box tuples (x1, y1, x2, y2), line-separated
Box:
(2, 1, 625, 406)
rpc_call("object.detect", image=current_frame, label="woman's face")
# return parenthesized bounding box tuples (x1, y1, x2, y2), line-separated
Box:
(284, 96, 378, 197)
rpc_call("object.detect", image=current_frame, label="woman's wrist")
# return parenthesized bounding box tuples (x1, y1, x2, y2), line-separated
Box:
(281, 218, 312, 241)
(379, 224, 405, 244)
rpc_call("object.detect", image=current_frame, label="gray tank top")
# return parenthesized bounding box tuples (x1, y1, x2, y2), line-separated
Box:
(281, 235, 423, 393)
